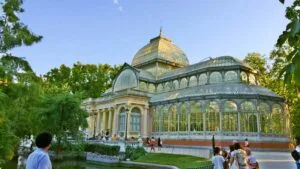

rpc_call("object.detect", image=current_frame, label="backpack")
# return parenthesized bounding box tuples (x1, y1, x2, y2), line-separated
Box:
(236, 149, 247, 167)
(291, 150, 300, 161)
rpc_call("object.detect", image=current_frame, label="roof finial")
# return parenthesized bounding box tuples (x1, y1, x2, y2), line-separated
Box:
(159, 26, 163, 36)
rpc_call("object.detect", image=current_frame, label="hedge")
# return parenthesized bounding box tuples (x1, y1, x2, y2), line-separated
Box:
(84, 143, 120, 156)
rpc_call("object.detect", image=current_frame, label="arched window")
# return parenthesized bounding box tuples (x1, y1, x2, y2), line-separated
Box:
(114, 69, 137, 92)
(272, 104, 284, 134)
(139, 81, 147, 91)
(173, 80, 179, 89)
(152, 108, 159, 132)
(259, 102, 271, 133)
(157, 84, 163, 92)
(149, 84, 155, 93)
(206, 102, 220, 131)
(249, 74, 256, 85)
(169, 105, 177, 132)
(225, 71, 238, 82)
(189, 76, 197, 87)
(131, 107, 141, 132)
(222, 101, 238, 131)
(210, 72, 222, 84)
(199, 73, 207, 85)
(240, 71, 248, 83)
(179, 103, 188, 131)
(162, 107, 169, 132)
(240, 101, 257, 132)
(118, 108, 126, 131)
(164, 82, 171, 92)
(180, 78, 188, 88)
(190, 102, 203, 131)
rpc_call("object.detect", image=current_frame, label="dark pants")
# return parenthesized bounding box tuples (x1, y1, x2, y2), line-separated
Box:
(296, 162, 300, 169)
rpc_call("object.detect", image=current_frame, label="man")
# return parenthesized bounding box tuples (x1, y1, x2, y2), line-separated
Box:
(291, 137, 300, 169)
(26, 132, 52, 169)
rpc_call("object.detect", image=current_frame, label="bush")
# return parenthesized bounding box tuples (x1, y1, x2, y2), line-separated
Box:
(84, 143, 120, 156)
(125, 146, 146, 160)
(50, 142, 85, 153)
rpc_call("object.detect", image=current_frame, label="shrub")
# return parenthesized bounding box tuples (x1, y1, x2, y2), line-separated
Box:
(84, 143, 120, 156)
(125, 146, 146, 160)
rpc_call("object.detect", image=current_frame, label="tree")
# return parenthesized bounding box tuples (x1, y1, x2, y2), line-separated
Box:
(277, 0, 300, 86)
(0, 0, 43, 163)
(0, 0, 42, 54)
(35, 93, 88, 151)
(44, 63, 121, 98)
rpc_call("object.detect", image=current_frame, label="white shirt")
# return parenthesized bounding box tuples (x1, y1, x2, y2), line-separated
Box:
(212, 155, 225, 169)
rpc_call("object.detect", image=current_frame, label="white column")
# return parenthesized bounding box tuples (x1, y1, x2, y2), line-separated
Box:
(143, 106, 148, 137)
(108, 108, 112, 131)
(96, 110, 100, 135)
(102, 110, 107, 131)
(112, 107, 118, 135)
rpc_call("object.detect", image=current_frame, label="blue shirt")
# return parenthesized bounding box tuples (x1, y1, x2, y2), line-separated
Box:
(26, 148, 52, 169)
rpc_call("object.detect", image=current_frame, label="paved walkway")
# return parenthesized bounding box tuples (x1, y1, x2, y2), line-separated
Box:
(146, 147, 296, 169)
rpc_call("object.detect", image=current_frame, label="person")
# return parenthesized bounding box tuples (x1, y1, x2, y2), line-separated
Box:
(212, 147, 225, 169)
(105, 129, 109, 140)
(150, 137, 156, 152)
(221, 148, 229, 169)
(137, 136, 143, 147)
(230, 142, 246, 169)
(157, 137, 162, 151)
(244, 138, 250, 148)
(290, 137, 300, 169)
(26, 132, 52, 169)
(245, 148, 258, 169)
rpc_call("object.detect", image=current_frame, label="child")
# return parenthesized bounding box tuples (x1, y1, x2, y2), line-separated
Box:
(150, 137, 156, 152)
(245, 148, 258, 169)
(212, 147, 225, 169)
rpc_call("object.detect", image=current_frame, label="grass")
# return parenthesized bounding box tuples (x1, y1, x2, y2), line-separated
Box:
(134, 153, 211, 169)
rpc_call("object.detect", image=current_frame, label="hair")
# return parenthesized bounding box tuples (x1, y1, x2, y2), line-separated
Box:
(234, 142, 241, 150)
(35, 132, 52, 148)
(296, 137, 300, 145)
(214, 147, 221, 155)
(229, 145, 235, 152)
(245, 148, 251, 156)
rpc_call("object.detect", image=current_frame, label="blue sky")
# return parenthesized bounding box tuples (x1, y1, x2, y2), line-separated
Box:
(9, 0, 291, 75)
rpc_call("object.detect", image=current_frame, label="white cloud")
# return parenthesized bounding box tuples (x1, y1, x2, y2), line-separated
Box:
(113, 0, 119, 5)
(118, 6, 123, 12)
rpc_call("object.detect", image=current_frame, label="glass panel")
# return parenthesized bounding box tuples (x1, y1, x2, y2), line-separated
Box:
(149, 84, 155, 93)
(180, 78, 188, 88)
(119, 108, 126, 131)
(225, 71, 238, 82)
(210, 72, 222, 84)
(114, 69, 137, 92)
(131, 107, 141, 131)
(259, 102, 271, 133)
(164, 82, 171, 92)
(206, 102, 220, 131)
(139, 81, 147, 91)
(169, 105, 177, 132)
(190, 102, 203, 131)
(240, 71, 248, 82)
(157, 84, 163, 92)
(199, 74, 207, 85)
(272, 104, 283, 134)
(249, 74, 256, 84)
(223, 101, 238, 131)
(152, 108, 158, 132)
(162, 107, 169, 132)
(240, 101, 255, 132)
(173, 80, 179, 89)
(189, 76, 197, 87)
(179, 104, 188, 131)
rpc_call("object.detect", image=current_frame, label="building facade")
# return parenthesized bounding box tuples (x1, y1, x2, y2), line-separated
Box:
(83, 32, 289, 148)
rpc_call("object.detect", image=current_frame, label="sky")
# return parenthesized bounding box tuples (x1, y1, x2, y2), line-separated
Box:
(8, 0, 292, 75)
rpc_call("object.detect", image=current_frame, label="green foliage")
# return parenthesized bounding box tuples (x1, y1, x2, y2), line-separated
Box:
(277, 0, 300, 86)
(84, 143, 120, 156)
(43, 63, 121, 98)
(125, 146, 146, 160)
(0, 0, 42, 53)
(34, 93, 88, 150)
